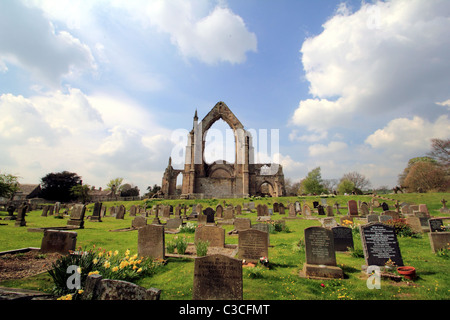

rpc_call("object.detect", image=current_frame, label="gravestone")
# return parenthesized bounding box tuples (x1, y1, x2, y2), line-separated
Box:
(303, 204, 312, 217)
(235, 204, 242, 215)
(129, 205, 137, 217)
(379, 215, 392, 223)
(360, 222, 404, 267)
(347, 200, 358, 216)
(405, 216, 422, 233)
(91, 202, 102, 222)
(195, 225, 225, 247)
(223, 206, 234, 220)
(273, 202, 279, 213)
(256, 204, 264, 217)
(234, 218, 251, 232)
(419, 204, 430, 216)
(360, 203, 369, 216)
(197, 213, 207, 225)
(263, 204, 269, 216)
(439, 199, 449, 213)
(326, 206, 334, 217)
(252, 223, 270, 234)
(131, 216, 147, 229)
(288, 203, 296, 218)
(15, 204, 27, 227)
(215, 204, 223, 218)
(238, 229, 269, 262)
(116, 205, 126, 220)
(174, 204, 181, 217)
(381, 202, 389, 211)
(313, 201, 319, 208)
(109, 206, 116, 217)
(48, 205, 54, 216)
(67, 204, 86, 228)
(383, 210, 400, 219)
(83, 274, 161, 300)
(401, 204, 412, 215)
(203, 207, 215, 223)
(166, 217, 183, 229)
(429, 218, 445, 232)
(367, 214, 380, 223)
(301, 226, 343, 279)
(278, 203, 285, 215)
(138, 224, 165, 259)
(248, 202, 255, 211)
(414, 211, 429, 229)
(192, 254, 243, 300)
(100, 205, 107, 218)
(317, 205, 325, 216)
(162, 205, 170, 219)
(332, 226, 354, 252)
(321, 217, 337, 229)
(40, 230, 77, 254)
(429, 232, 450, 253)
(295, 201, 301, 213)
(196, 204, 203, 217)
(41, 205, 49, 217)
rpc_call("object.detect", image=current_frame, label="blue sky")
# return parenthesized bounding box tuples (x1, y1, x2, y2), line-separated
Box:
(1, 0, 449, 193)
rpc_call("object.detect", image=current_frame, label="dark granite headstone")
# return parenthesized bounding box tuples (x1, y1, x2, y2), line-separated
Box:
(332, 226, 354, 252)
(360, 222, 403, 266)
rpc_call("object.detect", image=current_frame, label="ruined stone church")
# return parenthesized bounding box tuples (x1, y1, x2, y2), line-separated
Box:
(161, 102, 286, 199)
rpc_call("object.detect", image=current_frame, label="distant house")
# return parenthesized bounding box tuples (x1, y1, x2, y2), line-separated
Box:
(13, 184, 42, 201)
(88, 187, 115, 202)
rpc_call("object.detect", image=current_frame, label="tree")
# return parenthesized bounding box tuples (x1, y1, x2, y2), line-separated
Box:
(341, 171, 371, 191)
(299, 167, 326, 195)
(337, 179, 355, 195)
(40, 171, 82, 202)
(70, 184, 91, 203)
(427, 138, 449, 170)
(403, 161, 448, 192)
(120, 184, 140, 197)
(322, 178, 339, 194)
(106, 178, 124, 195)
(146, 184, 161, 198)
(398, 156, 437, 187)
(0, 172, 20, 200)
(284, 178, 301, 196)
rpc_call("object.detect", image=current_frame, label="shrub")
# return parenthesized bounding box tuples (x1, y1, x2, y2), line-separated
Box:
(178, 222, 196, 233)
(175, 236, 188, 255)
(385, 219, 420, 238)
(195, 240, 209, 257)
(48, 246, 162, 298)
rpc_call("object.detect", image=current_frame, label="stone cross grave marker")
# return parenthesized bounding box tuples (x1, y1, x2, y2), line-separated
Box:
(360, 222, 404, 267)
(138, 224, 165, 260)
(40, 230, 77, 254)
(192, 254, 243, 300)
(238, 229, 269, 262)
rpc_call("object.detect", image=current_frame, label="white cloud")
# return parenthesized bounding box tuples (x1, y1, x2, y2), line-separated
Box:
(293, 0, 450, 137)
(308, 141, 348, 157)
(365, 115, 450, 155)
(0, 1, 96, 86)
(145, 0, 257, 64)
(0, 89, 175, 192)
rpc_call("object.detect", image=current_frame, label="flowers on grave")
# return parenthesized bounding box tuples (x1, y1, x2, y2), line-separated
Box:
(50, 245, 163, 300)
(259, 256, 269, 267)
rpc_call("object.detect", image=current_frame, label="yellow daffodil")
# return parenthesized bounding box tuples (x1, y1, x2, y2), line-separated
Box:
(114, 250, 119, 256)
(104, 261, 111, 268)
(93, 258, 98, 264)
(88, 271, 100, 276)
(98, 251, 104, 257)
(125, 249, 130, 256)
(112, 266, 119, 272)
(137, 268, 142, 273)
(78, 289, 84, 294)
(120, 260, 129, 269)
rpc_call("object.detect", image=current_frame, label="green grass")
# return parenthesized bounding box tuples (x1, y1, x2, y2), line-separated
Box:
(0, 192, 449, 300)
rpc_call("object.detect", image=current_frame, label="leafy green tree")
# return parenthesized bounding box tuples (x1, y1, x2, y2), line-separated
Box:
(299, 167, 326, 195)
(337, 179, 355, 195)
(0, 172, 20, 200)
(106, 178, 124, 194)
(40, 171, 82, 202)
(70, 184, 91, 203)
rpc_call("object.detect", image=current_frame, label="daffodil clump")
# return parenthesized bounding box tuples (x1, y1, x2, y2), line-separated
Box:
(49, 245, 162, 300)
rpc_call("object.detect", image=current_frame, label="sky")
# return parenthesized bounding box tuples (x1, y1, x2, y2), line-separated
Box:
(1, 0, 449, 194)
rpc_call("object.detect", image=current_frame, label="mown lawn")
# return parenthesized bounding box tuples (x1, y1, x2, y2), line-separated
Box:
(0, 193, 449, 300)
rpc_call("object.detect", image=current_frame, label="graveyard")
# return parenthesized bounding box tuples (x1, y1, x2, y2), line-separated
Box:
(0, 192, 449, 300)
